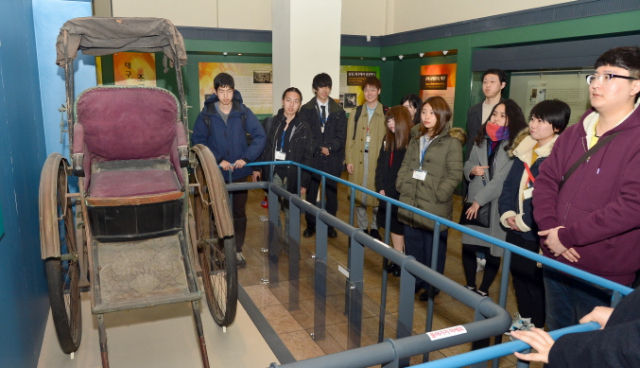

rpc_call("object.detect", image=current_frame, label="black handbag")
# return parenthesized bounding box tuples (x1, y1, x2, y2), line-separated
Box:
(460, 177, 491, 228)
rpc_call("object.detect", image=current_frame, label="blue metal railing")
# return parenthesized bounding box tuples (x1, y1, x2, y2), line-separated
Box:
(223, 160, 632, 367)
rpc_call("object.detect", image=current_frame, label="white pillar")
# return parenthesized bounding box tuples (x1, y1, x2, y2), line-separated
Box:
(272, 0, 342, 113)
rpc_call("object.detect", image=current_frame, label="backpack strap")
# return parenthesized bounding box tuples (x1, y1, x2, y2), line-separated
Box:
(203, 103, 248, 141)
(352, 104, 388, 140)
(559, 132, 620, 191)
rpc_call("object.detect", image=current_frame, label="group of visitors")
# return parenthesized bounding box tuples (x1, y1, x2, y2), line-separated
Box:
(191, 46, 640, 367)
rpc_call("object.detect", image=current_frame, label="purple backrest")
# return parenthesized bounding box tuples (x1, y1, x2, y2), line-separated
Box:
(76, 86, 179, 160)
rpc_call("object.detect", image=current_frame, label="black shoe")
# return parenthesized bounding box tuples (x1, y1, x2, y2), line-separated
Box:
(303, 227, 315, 238)
(386, 262, 399, 274)
(419, 288, 441, 301)
(369, 229, 381, 240)
(393, 267, 401, 277)
(328, 227, 338, 238)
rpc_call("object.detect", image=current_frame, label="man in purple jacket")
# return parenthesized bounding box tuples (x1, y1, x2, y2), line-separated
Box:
(533, 46, 640, 330)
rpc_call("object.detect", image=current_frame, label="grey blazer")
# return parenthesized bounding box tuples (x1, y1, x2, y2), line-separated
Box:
(461, 139, 514, 256)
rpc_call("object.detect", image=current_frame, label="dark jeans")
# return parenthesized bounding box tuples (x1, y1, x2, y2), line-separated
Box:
(543, 265, 613, 331)
(404, 225, 448, 292)
(462, 243, 501, 293)
(230, 176, 248, 252)
(305, 171, 339, 229)
(506, 231, 545, 328)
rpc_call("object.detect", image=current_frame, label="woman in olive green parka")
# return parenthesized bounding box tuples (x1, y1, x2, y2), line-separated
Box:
(396, 96, 463, 299)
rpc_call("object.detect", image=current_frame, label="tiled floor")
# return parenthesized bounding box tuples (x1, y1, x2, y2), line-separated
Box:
(239, 173, 544, 367)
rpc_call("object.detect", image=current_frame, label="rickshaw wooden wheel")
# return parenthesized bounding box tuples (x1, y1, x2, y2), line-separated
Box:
(191, 148, 238, 326)
(39, 153, 82, 353)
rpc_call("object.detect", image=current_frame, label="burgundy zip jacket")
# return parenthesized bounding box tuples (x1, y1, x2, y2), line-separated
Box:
(533, 103, 640, 285)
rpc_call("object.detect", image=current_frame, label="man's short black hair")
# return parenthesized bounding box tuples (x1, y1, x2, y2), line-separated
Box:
(214, 72, 235, 90)
(312, 73, 332, 91)
(530, 99, 571, 134)
(595, 46, 640, 102)
(482, 68, 508, 88)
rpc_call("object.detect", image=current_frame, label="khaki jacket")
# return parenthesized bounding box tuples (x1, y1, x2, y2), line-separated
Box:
(346, 103, 387, 207)
(396, 124, 463, 231)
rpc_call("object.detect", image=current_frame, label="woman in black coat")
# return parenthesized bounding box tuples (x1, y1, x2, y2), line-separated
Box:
(375, 106, 414, 276)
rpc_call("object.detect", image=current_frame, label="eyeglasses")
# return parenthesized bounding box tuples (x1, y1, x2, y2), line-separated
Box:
(586, 74, 638, 85)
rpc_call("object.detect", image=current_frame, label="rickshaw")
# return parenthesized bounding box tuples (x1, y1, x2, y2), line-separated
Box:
(39, 17, 237, 367)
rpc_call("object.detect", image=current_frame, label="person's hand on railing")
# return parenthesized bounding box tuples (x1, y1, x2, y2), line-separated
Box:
(347, 163, 354, 174)
(233, 159, 247, 169)
(580, 306, 613, 329)
(539, 226, 580, 262)
(220, 160, 233, 171)
(465, 201, 480, 219)
(511, 327, 554, 364)
(252, 171, 261, 182)
(471, 165, 490, 176)
(506, 216, 522, 231)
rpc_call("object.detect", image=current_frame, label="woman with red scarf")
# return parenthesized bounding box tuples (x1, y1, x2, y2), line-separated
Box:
(461, 99, 528, 297)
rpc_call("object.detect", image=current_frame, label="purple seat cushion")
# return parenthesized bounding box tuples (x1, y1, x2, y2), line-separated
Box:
(77, 87, 178, 160)
(90, 170, 180, 198)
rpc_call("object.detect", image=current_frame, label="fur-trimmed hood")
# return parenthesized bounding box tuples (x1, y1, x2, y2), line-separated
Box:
(508, 128, 558, 162)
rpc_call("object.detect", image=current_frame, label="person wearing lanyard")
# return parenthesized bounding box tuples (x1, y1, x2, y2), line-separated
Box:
(253, 87, 313, 238)
(299, 73, 347, 239)
(346, 76, 386, 240)
(396, 96, 463, 300)
(498, 99, 570, 335)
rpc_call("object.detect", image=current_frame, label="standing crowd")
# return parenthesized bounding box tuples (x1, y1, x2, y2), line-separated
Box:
(192, 46, 640, 367)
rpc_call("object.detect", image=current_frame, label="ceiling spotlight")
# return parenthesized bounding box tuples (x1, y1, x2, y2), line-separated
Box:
(398, 55, 404, 60)
(223, 52, 228, 56)
(238, 53, 242, 56)
(442, 50, 449, 55)
(419, 53, 424, 58)
(381, 57, 386, 61)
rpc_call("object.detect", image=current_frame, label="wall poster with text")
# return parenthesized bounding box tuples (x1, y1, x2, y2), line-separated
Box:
(420, 63, 457, 116)
(339, 65, 380, 114)
(198, 62, 273, 115)
(113, 52, 156, 86)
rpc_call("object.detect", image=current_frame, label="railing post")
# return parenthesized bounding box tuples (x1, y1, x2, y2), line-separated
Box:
(397, 257, 416, 368)
(268, 182, 280, 287)
(378, 205, 393, 343)
(347, 236, 365, 350)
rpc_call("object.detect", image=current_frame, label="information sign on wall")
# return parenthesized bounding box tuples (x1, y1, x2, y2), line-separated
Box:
(113, 52, 156, 86)
(420, 63, 457, 114)
(198, 62, 273, 115)
(339, 66, 380, 114)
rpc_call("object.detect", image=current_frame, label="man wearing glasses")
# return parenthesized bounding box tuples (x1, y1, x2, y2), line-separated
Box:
(533, 47, 640, 331)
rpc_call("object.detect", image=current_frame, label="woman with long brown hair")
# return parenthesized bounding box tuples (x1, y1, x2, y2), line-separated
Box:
(396, 96, 463, 299)
(374, 106, 414, 276)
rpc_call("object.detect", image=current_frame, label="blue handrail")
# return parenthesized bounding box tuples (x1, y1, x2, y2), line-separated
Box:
(225, 160, 632, 367)
(239, 160, 632, 296)
(415, 322, 601, 368)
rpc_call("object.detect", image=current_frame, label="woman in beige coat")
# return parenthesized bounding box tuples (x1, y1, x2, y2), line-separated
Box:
(346, 76, 386, 239)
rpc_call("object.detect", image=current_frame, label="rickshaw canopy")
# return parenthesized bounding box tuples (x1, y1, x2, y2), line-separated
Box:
(56, 17, 187, 68)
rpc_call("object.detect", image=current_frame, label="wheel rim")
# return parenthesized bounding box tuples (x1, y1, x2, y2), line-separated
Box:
(57, 165, 81, 346)
(193, 158, 230, 324)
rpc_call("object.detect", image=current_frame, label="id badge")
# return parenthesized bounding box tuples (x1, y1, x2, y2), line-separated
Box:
(275, 151, 286, 161)
(321, 126, 325, 133)
(412, 170, 427, 181)
(523, 187, 533, 200)
(366, 136, 371, 143)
